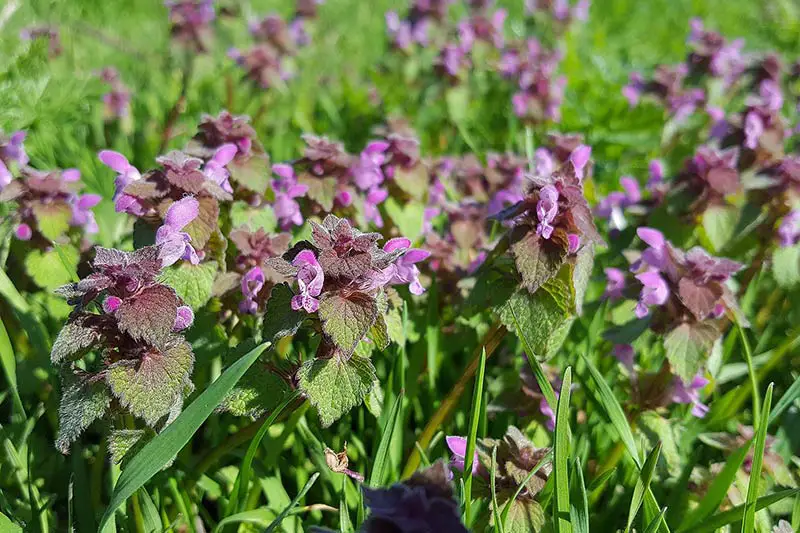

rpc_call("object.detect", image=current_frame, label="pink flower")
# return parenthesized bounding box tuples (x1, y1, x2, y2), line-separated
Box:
(239, 266, 265, 314)
(634, 269, 669, 318)
(603, 267, 626, 300)
(70, 194, 102, 234)
(612, 344, 634, 370)
(272, 164, 309, 229)
(98, 150, 144, 215)
(14, 223, 32, 241)
(570, 145, 591, 181)
(352, 141, 389, 191)
(203, 143, 237, 194)
(382, 238, 430, 295)
(672, 374, 709, 418)
(744, 111, 764, 150)
(445, 436, 479, 474)
(103, 296, 122, 313)
(535, 184, 559, 239)
(173, 306, 194, 330)
(291, 250, 324, 313)
(363, 187, 388, 228)
(156, 196, 200, 267)
(778, 211, 800, 247)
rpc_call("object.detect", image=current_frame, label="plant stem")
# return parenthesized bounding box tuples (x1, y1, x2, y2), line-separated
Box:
(525, 125, 535, 173)
(737, 322, 761, 422)
(159, 56, 194, 154)
(402, 321, 507, 478)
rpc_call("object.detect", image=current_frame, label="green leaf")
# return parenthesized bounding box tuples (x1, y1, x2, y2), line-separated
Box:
(702, 205, 738, 252)
(229, 200, 277, 232)
(318, 291, 378, 354)
(511, 232, 567, 294)
(24, 245, 79, 289)
(679, 439, 751, 530)
(742, 383, 774, 533)
(50, 314, 102, 365)
(392, 164, 429, 201)
(369, 392, 403, 487)
(384, 198, 425, 241)
(604, 316, 651, 345)
(463, 349, 487, 523)
(97, 341, 271, 531)
(298, 174, 337, 211)
(56, 372, 112, 453)
(644, 508, 669, 533)
(663, 322, 719, 383)
(626, 442, 662, 533)
(687, 489, 799, 533)
(219, 362, 290, 418)
(298, 354, 376, 427)
(106, 336, 194, 426)
(108, 429, 147, 465)
(500, 499, 546, 533)
(0, 317, 25, 417)
(770, 374, 800, 426)
(637, 412, 681, 477)
(0, 512, 22, 533)
(501, 450, 553, 527)
(499, 288, 571, 360)
(262, 283, 305, 343)
(158, 261, 217, 311)
(772, 245, 800, 288)
(228, 155, 270, 194)
(570, 458, 589, 533)
(211, 509, 273, 533)
(553, 367, 573, 533)
(263, 472, 320, 533)
(32, 201, 72, 240)
(137, 489, 161, 533)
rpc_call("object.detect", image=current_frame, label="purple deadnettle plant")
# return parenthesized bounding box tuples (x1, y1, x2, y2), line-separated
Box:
(51, 246, 195, 456)
(165, 0, 215, 53)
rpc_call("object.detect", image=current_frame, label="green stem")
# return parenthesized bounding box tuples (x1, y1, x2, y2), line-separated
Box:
(524, 125, 535, 173)
(737, 322, 761, 422)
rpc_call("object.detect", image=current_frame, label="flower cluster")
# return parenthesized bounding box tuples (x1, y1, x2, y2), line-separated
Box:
(97, 67, 131, 121)
(499, 38, 566, 123)
(623, 64, 706, 122)
(20, 25, 62, 57)
(165, 0, 215, 53)
(51, 246, 195, 454)
(269, 215, 428, 354)
(686, 18, 746, 87)
(228, 229, 291, 314)
(385, 0, 452, 51)
(0, 132, 99, 245)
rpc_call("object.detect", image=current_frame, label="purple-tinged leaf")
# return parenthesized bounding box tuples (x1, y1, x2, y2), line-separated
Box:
(663, 322, 720, 382)
(262, 283, 305, 343)
(56, 371, 111, 454)
(677, 278, 723, 320)
(318, 291, 378, 354)
(116, 285, 179, 344)
(511, 230, 568, 294)
(51, 313, 105, 364)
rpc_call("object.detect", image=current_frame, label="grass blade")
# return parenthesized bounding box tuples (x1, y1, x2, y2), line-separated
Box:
(369, 392, 404, 487)
(587, 468, 616, 492)
(462, 348, 487, 524)
(97, 342, 272, 531)
(0, 269, 50, 356)
(569, 458, 589, 533)
(212, 509, 272, 533)
(340, 477, 354, 533)
(490, 445, 502, 533)
(137, 489, 161, 532)
(678, 439, 752, 530)
(227, 389, 302, 514)
(690, 488, 799, 533)
(769, 374, 800, 426)
(581, 354, 638, 465)
(742, 382, 774, 533)
(0, 316, 25, 418)
(626, 442, 662, 533)
(737, 322, 761, 422)
(553, 367, 573, 533)
(644, 508, 669, 533)
(263, 472, 320, 533)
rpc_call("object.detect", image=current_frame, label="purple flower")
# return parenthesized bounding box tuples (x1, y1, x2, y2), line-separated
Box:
(637, 227, 669, 272)
(622, 72, 644, 106)
(778, 211, 800, 247)
(363, 187, 389, 227)
(0, 161, 11, 189)
(535, 148, 556, 177)
(203, 143, 237, 194)
(352, 141, 389, 191)
(757, 80, 783, 112)
(445, 436, 479, 474)
(173, 305, 194, 330)
(156, 196, 200, 267)
(239, 266, 265, 314)
(672, 374, 709, 418)
(604, 267, 626, 300)
(383, 238, 430, 295)
(98, 150, 144, 215)
(613, 344, 634, 369)
(103, 295, 122, 313)
(386, 12, 412, 50)
(71, 193, 102, 234)
(15, 223, 32, 241)
(272, 164, 309, 229)
(570, 145, 591, 181)
(535, 184, 559, 239)
(647, 160, 664, 192)
(744, 111, 765, 150)
(634, 269, 669, 318)
(1, 131, 29, 166)
(291, 250, 324, 313)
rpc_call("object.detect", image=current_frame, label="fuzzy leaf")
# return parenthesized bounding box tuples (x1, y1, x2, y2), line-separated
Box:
(230, 200, 277, 233)
(702, 205, 738, 252)
(498, 288, 571, 359)
(637, 411, 681, 477)
(51, 314, 103, 364)
(318, 291, 378, 354)
(496, 499, 545, 533)
(368, 314, 390, 351)
(24, 245, 79, 289)
(663, 322, 719, 382)
(297, 354, 376, 427)
(392, 163, 429, 201)
(108, 429, 148, 465)
(262, 283, 305, 343)
(56, 372, 112, 453)
(220, 363, 290, 418)
(772, 245, 800, 288)
(182, 196, 219, 249)
(298, 174, 336, 211)
(106, 336, 194, 426)
(228, 154, 270, 193)
(677, 278, 722, 320)
(158, 261, 217, 311)
(32, 201, 72, 240)
(511, 231, 567, 294)
(117, 285, 179, 344)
